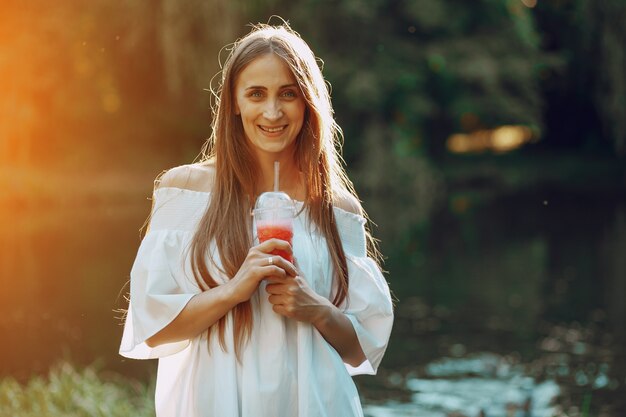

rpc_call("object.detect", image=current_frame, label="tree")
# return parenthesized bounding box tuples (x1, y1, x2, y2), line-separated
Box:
(534, 0, 626, 156)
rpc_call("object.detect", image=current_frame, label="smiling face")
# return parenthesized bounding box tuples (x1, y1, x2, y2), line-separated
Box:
(234, 53, 306, 159)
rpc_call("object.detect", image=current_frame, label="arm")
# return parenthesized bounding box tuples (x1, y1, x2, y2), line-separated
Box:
(311, 297, 367, 367)
(146, 281, 239, 347)
(318, 191, 367, 366)
(146, 239, 297, 347)
(265, 276, 366, 367)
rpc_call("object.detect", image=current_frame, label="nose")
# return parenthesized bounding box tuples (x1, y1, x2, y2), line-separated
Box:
(263, 99, 283, 121)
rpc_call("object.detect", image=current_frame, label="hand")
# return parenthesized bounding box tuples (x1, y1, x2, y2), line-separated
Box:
(229, 239, 297, 304)
(265, 267, 331, 324)
(266, 261, 367, 367)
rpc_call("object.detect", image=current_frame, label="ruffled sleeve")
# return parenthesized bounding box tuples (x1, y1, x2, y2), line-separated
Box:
(119, 188, 207, 359)
(334, 208, 394, 376)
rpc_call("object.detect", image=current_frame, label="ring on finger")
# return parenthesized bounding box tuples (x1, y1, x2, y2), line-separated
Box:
(267, 256, 274, 266)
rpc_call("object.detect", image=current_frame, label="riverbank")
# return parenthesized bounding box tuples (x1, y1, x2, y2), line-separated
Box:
(0, 361, 154, 417)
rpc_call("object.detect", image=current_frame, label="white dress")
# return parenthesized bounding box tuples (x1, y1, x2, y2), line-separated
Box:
(119, 187, 394, 417)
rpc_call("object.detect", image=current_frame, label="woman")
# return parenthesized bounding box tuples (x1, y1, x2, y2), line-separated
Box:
(119, 22, 393, 417)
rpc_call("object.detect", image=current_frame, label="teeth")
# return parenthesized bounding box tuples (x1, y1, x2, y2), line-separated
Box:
(262, 126, 285, 133)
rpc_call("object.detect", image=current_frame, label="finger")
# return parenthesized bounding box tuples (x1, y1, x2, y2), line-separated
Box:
(267, 294, 286, 305)
(265, 283, 279, 294)
(256, 238, 293, 256)
(259, 265, 287, 280)
(272, 304, 291, 317)
(274, 256, 298, 277)
(265, 282, 289, 294)
(289, 257, 302, 277)
(264, 278, 288, 288)
(259, 255, 297, 277)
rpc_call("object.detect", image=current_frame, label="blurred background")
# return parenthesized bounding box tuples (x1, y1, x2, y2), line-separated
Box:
(1, 0, 625, 416)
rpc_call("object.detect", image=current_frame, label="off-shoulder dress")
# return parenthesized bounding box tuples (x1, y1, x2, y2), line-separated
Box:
(119, 187, 394, 417)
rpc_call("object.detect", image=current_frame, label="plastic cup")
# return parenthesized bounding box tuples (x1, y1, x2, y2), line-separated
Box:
(253, 191, 295, 262)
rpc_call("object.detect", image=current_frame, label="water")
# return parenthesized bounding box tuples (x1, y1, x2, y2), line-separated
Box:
(0, 184, 624, 416)
(357, 185, 626, 416)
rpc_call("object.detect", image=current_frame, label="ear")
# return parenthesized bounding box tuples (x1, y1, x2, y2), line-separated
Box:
(234, 100, 241, 115)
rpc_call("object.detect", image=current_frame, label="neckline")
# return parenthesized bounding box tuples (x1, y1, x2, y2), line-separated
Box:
(154, 186, 365, 221)
(155, 186, 305, 204)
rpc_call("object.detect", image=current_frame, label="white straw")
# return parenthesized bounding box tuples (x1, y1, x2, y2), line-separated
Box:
(273, 161, 279, 192)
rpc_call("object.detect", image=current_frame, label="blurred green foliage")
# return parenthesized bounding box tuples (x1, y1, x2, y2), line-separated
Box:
(272, 0, 555, 246)
(2, 0, 624, 172)
(0, 362, 154, 417)
(285, 0, 548, 157)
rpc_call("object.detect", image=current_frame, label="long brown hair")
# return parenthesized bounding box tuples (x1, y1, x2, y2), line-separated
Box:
(189, 23, 380, 357)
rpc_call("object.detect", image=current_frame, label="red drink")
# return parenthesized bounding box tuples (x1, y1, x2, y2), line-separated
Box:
(256, 219, 294, 262)
(253, 189, 295, 263)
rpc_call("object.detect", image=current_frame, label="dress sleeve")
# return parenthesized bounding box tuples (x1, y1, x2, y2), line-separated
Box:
(119, 188, 203, 359)
(335, 209, 394, 376)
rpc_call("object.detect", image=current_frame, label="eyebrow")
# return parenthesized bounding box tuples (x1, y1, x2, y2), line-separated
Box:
(245, 84, 298, 90)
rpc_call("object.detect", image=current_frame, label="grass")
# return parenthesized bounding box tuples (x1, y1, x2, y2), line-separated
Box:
(0, 362, 155, 417)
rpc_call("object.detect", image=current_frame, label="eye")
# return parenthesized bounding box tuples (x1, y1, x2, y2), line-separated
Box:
(281, 90, 297, 98)
(248, 90, 264, 98)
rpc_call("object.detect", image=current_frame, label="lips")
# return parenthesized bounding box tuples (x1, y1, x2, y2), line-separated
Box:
(259, 125, 287, 133)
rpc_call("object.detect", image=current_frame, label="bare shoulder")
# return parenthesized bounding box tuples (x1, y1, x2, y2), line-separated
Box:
(156, 161, 216, 193)
(333, 189, 363, 216)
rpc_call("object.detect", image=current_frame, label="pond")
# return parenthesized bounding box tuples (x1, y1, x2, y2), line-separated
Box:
(0, 178, 624, 416)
